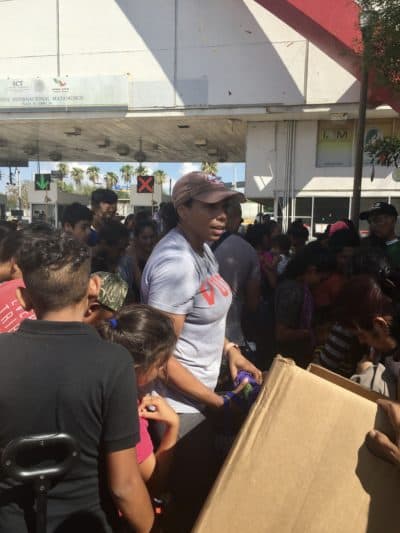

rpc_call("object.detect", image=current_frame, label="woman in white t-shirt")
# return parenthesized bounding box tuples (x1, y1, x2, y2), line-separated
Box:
(141, 171, 261, 531)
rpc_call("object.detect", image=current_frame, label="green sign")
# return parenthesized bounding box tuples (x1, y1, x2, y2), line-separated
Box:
(34, 173, 51, 191)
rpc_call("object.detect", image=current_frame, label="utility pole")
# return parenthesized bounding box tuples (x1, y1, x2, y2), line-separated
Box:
(351, 65, 369, 231)
(15, 167, 21, 210)
(351, 9, 375, 231)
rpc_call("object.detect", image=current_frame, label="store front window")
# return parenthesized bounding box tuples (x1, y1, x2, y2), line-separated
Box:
(294, 197, 312, 234)
(313, 197, 349, 235)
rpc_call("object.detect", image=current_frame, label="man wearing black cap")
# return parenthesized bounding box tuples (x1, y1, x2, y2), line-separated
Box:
(360, 201, 400, 268)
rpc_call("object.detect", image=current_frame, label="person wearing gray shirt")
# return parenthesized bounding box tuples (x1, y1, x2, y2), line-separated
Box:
(214, 201, 260, 347)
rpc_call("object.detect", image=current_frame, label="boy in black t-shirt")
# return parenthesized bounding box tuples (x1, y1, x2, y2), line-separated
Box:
(0, 231, 154, 533)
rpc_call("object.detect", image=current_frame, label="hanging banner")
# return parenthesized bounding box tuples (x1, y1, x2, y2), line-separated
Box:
(0, 75, 129, 111)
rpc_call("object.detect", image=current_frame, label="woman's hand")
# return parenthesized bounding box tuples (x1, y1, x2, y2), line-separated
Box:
(138, 395, 179, 428)
(366, 399, 400, 468)
(225, 345, 262, 384)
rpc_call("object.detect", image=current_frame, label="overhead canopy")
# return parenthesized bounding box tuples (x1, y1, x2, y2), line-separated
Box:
(0, 115, 246, 165)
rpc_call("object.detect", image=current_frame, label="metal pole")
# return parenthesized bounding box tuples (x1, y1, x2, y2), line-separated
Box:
(16, 168, 21, 210)
(351, 61, 369, 231)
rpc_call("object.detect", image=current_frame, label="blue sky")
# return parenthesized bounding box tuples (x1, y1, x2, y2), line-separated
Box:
(0, 161, 245, 193)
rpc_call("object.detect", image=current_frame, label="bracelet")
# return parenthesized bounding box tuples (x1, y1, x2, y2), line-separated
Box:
(223, 342, 240, 357)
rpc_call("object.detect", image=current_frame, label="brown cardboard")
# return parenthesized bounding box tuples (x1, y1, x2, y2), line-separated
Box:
(193, 356, 400, 533)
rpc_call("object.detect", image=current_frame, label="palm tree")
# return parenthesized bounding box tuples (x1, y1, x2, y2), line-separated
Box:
(104, 171, 118, 189)
(120, 164, 135, 187)
(70, 167, 84, 189)
(201, 161, 218, 176)
(154, 169, 167, 186)
(133, 164, 150, 177)
(57, 162, 69, 181)
(86, 166, 101, 185)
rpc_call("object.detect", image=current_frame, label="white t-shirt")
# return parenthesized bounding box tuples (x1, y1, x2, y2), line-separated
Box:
(141, 228, 232, 413)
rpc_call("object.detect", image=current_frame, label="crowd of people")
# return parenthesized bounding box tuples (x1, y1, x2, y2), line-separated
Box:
(0, 173, 400, 532)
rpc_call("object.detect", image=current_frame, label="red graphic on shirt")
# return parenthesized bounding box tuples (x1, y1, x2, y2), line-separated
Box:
(199, 274, 231, 305)
(0, 279, 36, 333)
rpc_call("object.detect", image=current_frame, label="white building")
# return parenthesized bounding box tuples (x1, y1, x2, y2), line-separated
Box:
(0, 0, 398, 235)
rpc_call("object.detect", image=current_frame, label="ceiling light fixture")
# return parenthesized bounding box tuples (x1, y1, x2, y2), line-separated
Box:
(64, 127, 82, 136)
(116, 144, 130, 156)
(134, 138, 146, 162)
(194, 139, 207, 147)
(48, 151, 62, 161)
(23, 144, 38, 156)
(97, 137, 111, 148)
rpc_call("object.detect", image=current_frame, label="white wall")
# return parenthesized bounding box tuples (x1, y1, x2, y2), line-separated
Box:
(0, 0, 359, 110)
(245, 120, 400, 200)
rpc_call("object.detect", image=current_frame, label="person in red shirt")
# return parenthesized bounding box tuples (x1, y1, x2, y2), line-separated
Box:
(0, 225, 52, 332)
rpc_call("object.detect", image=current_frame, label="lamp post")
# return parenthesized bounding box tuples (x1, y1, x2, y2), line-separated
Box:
(351, 9, 373, 231)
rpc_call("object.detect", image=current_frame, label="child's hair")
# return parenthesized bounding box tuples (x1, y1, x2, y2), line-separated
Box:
(287, 219, 309, 241)
(284, 243, 334, 279)
(271, 234, 291, 255)
(245, 221, 278, 249)
(328, 228, 360, 255)
(97, 304, 177, 373)
(17, 230, 91, 313)
(134, 220, 157, 239)
(0, 223, 54, 264)
(336, 275, 395, 331)
(62, 202, 93, 228)
(91, 188, 118, 208)
(98, 220, 129, 246)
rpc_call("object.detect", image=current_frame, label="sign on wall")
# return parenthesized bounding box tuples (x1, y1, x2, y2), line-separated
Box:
(316, 121, 354, 167)
(0, 75, 129, 110)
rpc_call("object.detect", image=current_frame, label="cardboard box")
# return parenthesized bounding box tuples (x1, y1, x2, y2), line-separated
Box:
(193, 356, 400, 533)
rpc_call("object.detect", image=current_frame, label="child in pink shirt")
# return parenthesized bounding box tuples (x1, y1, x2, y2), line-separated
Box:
(98, 304, 179, 496)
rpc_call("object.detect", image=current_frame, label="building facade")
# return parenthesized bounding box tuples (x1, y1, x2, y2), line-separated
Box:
(0, 0, 398, 232)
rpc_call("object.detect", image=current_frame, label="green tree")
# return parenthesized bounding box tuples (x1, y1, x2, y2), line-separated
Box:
(70, 167, 84, 189)
(116, 190, 130, 200)
(5, 182, 29, 210)
(201, 161, 218, 175)
(134, 164, 150, 177)
(358, 0, 400, 92)
(154, 169, 167, 186)
(80, 183, 97, 196)
(86, 166, 101, 185)
(120, 164, 135, 187)
(104, 171, 118, 189)
(57, 162, 70, 181)
(57, 182, 74, 193)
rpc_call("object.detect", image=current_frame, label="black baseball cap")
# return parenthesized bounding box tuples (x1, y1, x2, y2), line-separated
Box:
(359, 201, 398, 221)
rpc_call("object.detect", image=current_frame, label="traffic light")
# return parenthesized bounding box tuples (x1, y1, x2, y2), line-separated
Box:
(137, 175, 154, 193)
(34, 174, 51, 191)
